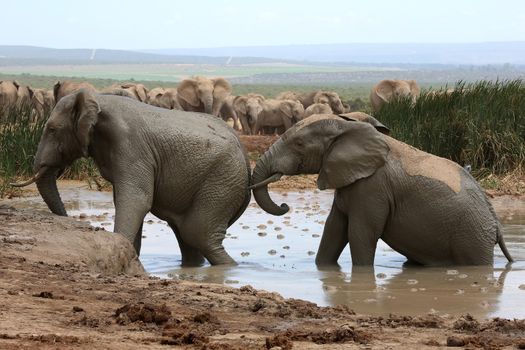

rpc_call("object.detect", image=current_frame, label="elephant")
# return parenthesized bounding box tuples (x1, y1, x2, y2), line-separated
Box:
(0, 80, 32, 110)
(106, 83, 148, 102)
(219, 95, 241, 131)
(254, 99, 305, 135)
(304, 103, 333, 118)
(176, 76, 232, 117)
(277, 90, 345, 114)
(249, 114, 513, 266)
(233, 93, 265, 135)
(370, 79, 420, 113)
(146, 87, 183, 110)
(11, 89, 251, 266)
(29, 88, 55, 120)
(54, 81, 97, 102)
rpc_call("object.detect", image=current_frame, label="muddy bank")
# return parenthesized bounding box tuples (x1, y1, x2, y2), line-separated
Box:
(0, 206, 524, 349)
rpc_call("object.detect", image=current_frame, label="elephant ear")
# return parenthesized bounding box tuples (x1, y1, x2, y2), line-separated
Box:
(317, 122, 389, 190)
(375, 81, 394, 102)
(53, 81, 61, 101)
(32, 89, 44, 105)
(212, 78, 232, 100)
(233, 96, 247, 115)
(339, 113, 390, 135)
(279, 101, 294, 119)
(135, 85, 148, 102)
(177, 79, 200, 107)
(73, 89, 101, 157)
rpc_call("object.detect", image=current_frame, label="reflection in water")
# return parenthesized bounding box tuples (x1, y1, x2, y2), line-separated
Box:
(4, 185, 525, 318)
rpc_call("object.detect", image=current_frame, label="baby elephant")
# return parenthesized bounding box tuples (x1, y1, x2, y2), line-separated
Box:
(250, 114, 513, 266)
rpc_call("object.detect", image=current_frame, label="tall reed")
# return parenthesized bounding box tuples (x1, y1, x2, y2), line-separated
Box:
(375, 80, 525, 176)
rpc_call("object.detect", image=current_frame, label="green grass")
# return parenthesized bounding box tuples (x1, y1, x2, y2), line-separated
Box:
(376, 80, 525, 176)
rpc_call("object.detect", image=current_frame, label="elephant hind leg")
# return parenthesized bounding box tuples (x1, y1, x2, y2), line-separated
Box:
(168, 221, 205, 267)
(179, 218, 236, 266)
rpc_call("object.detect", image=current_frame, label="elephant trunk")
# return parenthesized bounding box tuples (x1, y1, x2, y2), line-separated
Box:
(36, 167, 67, 216)
(203, 93, 213, 115)
(251, 143, 289, 216)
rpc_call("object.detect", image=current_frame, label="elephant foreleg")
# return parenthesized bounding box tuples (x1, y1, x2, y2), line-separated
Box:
(315, 197, 348, 267)
(113, 184, 153, 255)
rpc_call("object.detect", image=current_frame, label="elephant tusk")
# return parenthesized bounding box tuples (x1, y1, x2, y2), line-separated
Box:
(249, 173, 283, 190)
(9, 166, 49, 187)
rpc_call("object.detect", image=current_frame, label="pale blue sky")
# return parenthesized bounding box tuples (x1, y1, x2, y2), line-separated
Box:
(4, 0, 525, 49)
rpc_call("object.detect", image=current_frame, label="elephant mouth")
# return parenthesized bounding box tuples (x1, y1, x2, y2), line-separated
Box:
(249, 172, 283, 190)
(10, 166, 49, 187)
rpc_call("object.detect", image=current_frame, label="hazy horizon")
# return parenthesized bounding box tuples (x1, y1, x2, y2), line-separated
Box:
(3, 0, 525, 50)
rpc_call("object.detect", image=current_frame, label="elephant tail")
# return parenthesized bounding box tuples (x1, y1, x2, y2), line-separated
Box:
(228, 139, 252, 228)
(497, 227, 514, 263)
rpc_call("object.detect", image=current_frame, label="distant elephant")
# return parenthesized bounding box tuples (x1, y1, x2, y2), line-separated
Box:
(250, 114, 513, 266)
(147, 87, 183, 110)
(370, 79, 420, 113)
(29, 88, 55, 120)
(54, 81, 97, 102)
(11, 90, 251, 266)
(0, 81, 32, 110)
(107, 83, 148, 102)
(219, 95, 240, 131)
(233, 93, 265, 135)
(277, 90, 345, 114)
(304, 103, 332, 118)
(177, 76, 232, 117)
(254, 99, 304, 135)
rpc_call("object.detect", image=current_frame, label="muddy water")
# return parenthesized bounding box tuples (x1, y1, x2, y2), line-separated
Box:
(6, 185, 525, 319)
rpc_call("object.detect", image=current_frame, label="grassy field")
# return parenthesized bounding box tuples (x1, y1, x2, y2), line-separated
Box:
(0, 72, 375, 101)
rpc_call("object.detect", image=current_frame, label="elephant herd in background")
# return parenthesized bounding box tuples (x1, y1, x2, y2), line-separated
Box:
(0, 77, 421, 131)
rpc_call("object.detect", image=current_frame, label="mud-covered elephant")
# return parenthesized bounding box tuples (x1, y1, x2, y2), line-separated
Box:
(304, 103, 332, 118)
(11, 90, 251, 266)
(177, 76, 232, 117)
(254, 99, 304, 135)
(147, 87, 183, 110)
(370, 79, 420, 113)
(250, 114, 513, 266)
(54, 81, 97, 102)
(277, 90, 344, 114)
(29, 88, 55, 120)
(0, 80, 32, 109)
(233, 93, 265, 135)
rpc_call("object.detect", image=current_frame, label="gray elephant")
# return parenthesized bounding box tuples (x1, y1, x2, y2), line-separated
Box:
(277, 90, 345, 114)
(54, 81, 97, 102)
(147, 87, 183, 110)
(11, 89, 251, 266)
(304, 103, 333, 118)
(177, 76, 232, 117)
(254, 99, 305, 135)
(250, 114, 513, 266)
(233, 93, 265, 135)
(370, 79, 420, 113)
(0, 80, 32, 110)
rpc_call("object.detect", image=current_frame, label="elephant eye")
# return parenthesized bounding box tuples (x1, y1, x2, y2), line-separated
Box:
(295, 139, 304, 147)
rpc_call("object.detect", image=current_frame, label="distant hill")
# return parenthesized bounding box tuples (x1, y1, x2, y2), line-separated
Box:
(0, 45, 290, 66)
(144, 42, 525, 66)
